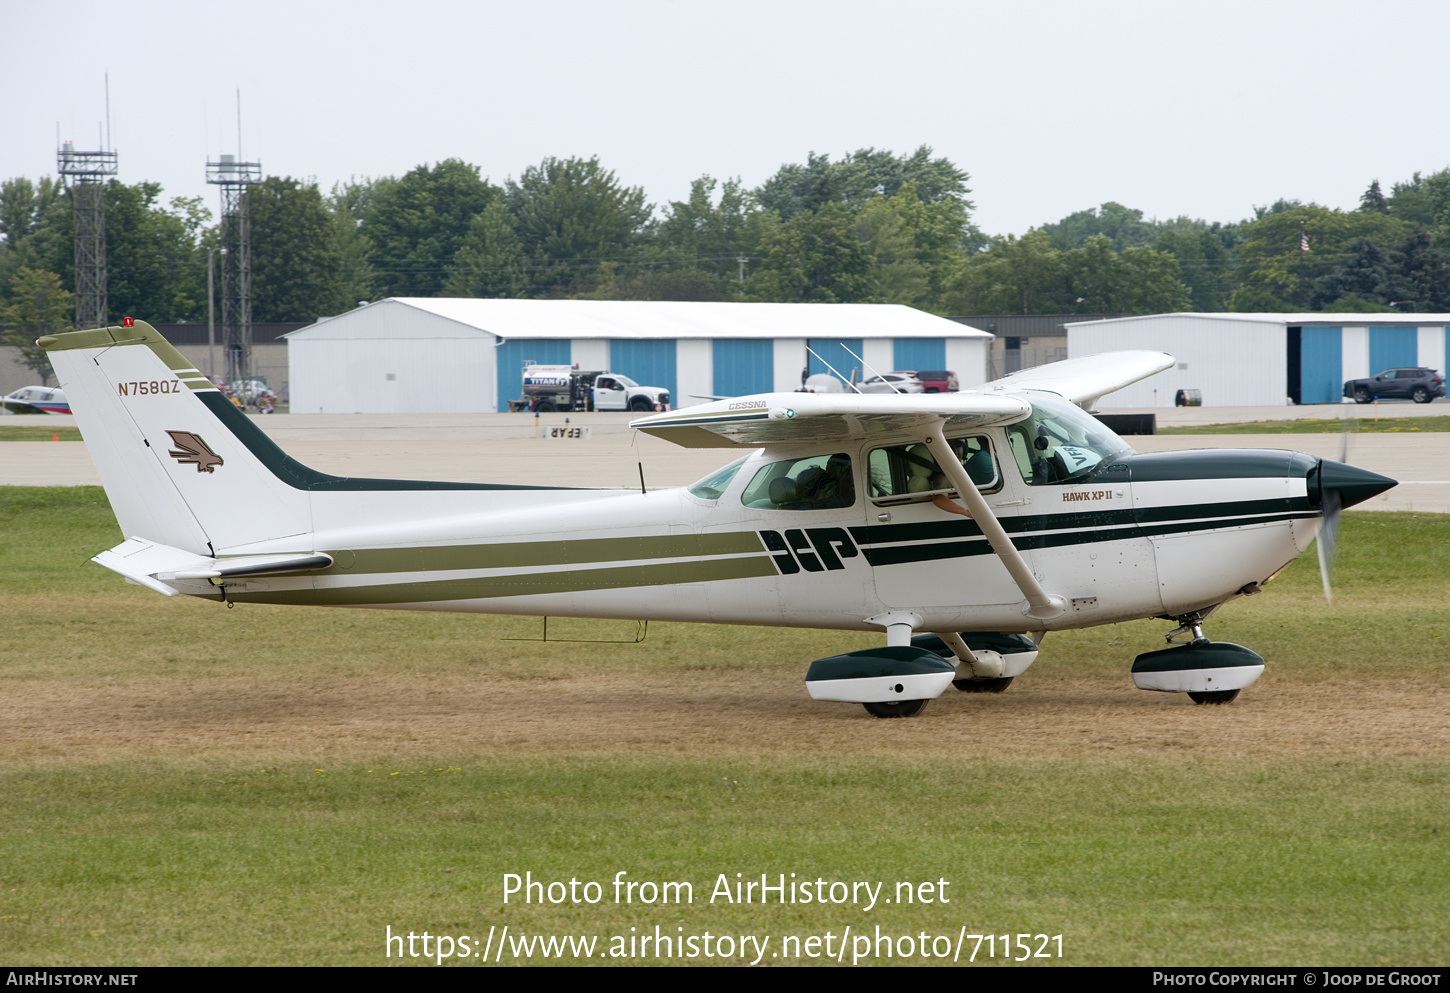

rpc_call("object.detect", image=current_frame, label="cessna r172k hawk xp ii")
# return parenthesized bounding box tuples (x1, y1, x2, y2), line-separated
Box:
(42, 321, 1395, 718)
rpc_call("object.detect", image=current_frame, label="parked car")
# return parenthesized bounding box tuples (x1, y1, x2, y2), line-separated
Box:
(1343, 367, 1445, 404)
(857, 373, 926, 394)
(901, 369, 959, 393)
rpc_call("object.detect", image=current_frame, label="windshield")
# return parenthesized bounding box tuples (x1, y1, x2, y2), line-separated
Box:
(614, 374, 638, 388)
(1004, 392, 1133, 485)
(687, 456, 748, 501)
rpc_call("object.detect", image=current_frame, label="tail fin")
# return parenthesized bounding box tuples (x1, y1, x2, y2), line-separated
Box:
(41, 321, 312, 553)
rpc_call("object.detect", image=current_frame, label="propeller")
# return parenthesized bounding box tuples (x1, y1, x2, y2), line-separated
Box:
(1312, 421, 1396, 603)
(1316, 420, 1349, 603)
(1315, 487, 1341, 603)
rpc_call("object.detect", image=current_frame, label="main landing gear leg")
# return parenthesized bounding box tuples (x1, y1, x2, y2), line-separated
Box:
(1130, 608, 1264, 705)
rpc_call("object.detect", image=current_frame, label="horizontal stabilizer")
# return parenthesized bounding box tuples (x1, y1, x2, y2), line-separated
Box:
(94, 538, 332, 594)
(631, 392, 1032, 448)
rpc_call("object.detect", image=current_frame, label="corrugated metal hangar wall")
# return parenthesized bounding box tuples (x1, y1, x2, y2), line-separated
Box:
(286, 299, 991, 414)
(1067, 313, 1450, 407)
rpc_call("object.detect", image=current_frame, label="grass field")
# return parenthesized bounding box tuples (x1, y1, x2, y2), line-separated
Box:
(1, 488, 1446, 966)
(0, 424, 83, 441)
(1160, 415, 1450, 435)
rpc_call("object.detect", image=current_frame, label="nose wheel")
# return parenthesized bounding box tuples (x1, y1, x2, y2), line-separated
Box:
(1132, 608, 1263, 704)
(863, 699, 930, 718)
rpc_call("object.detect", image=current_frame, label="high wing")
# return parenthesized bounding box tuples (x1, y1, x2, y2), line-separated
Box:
(630, 392, 1033, 448)
(631, 350, 1173, 448)
(978, 350, 1174, 409)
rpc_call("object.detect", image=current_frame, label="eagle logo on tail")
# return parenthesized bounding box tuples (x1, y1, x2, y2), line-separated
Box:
(166, 431, 224, 473)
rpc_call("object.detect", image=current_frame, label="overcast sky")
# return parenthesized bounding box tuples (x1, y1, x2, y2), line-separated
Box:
(4, 0, 1448, 237)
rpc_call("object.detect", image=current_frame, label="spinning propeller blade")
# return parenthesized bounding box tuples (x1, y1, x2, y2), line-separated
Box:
(1315, 488, 1341, 603)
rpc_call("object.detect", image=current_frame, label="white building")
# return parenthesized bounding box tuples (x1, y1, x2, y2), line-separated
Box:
(285, 299, 992, 414)
(1067, 313, 1450, 406)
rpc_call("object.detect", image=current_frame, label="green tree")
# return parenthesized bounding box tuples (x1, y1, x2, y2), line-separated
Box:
(93, 182, 208, 322)
(504, 156, 651, 296)
(0, 177, 68, 314)
(1311, 238, 1406, 309)
(943, 230, 1067, 314)
(745, 202, 873, 303)
(442, 200, 526, 298)
(1230, 203, 1409, 310)
(755, 146, 975, 224)
(1, 267, 73, 383)
(248, 177, 350, 322)
(854, 181, 968, 310)
(647, 175, 766, 297)
(326, 179, 381, 306)
(1390, 227, 1450, 311)
(1153, 220, 1239, 311)
(1359, 180, 1389, 214)
(1039, 201, 1156, 251)
(363, 160, 499, 297)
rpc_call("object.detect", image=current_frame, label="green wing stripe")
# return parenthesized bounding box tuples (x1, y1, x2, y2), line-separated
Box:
(227, 554, 776, 606)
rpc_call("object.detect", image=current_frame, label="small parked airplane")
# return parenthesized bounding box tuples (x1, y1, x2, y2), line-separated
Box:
(1, 385, 70, 414)
(40, 320, 1395, 717)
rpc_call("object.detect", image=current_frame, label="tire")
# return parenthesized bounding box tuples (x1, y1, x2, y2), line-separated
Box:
(1412, 387, 1430, 404)
(1353, 388, 1371, 404)
(1187, 689, 1239, 705)
(629, 397, 652, 412)
(535, 399, 556, 413)
(952, 677, 1014, 693)
(862, 699, 929, 718)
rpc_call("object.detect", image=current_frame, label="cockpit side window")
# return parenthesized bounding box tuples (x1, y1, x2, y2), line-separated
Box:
(867, 435, 999, 504)
(1009, 393, 1133, 485)
(741, 453, 856, 510)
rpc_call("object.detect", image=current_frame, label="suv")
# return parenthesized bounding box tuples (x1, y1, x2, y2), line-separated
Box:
(904, 369, 958, 393)
(1343, 367, 1445, 404)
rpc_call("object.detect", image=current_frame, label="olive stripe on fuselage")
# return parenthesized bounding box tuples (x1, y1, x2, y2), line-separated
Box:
(223, 554, 777, 606)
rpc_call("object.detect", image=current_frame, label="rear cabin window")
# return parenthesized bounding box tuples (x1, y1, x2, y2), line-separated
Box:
(741, 453, 856, 510)
(867, 435, 999, 504)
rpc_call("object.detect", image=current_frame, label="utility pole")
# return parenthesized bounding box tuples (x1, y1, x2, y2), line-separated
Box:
(57, 138, 118, 329)
(206, 97, 261, 401)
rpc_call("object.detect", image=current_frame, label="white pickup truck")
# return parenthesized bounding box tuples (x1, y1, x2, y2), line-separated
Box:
(515, 364, 670, 413)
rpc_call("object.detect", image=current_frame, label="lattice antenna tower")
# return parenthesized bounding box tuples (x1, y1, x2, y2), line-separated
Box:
(57, 130, 118, 329)
(206, 95, 262, 394)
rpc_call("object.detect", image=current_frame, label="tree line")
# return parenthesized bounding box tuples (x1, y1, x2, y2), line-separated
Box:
(3, 148, 1450, 382)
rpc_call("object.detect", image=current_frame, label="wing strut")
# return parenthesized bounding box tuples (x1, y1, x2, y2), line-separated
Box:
(909, 420, 1067, 621)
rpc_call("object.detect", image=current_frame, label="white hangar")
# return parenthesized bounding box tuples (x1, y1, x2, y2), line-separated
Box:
(284, 299, 993, 414)
(1067, 312, 1450, 407)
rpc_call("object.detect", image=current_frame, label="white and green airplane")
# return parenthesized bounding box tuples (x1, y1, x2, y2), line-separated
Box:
(41, 320, 1396, 717)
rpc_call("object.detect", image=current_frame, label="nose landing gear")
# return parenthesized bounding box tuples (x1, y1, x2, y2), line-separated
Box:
(1132, 609, 1265, 705)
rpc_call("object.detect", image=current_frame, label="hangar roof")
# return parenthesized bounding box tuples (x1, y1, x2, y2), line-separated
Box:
(1065, 312, 1450, 328)
(287, 298, 991, 341)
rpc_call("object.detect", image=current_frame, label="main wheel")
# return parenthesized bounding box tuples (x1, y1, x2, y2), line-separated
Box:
(1187, 689, 1239, 705)
(1412, 386, 1431, 404)
(862, 699, 929, 718)
(1353, 388, 1371, 404)
(953, 677, 1014, 693)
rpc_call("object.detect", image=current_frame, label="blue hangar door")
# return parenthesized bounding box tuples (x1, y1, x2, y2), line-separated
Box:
(712, 339, 774, 397)
(808, 339, 864, 386)
(495, 338, 570, 411)
(610, 339, 677, 408)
